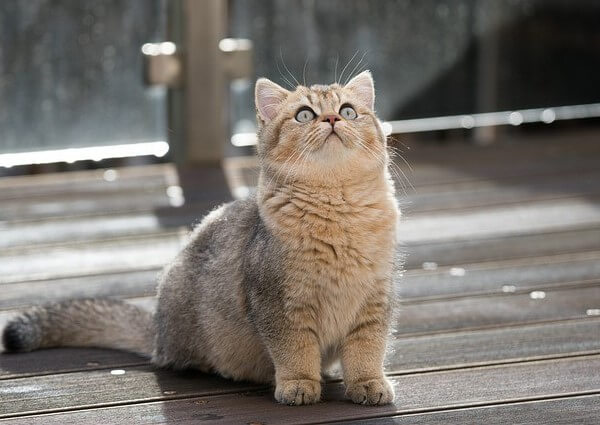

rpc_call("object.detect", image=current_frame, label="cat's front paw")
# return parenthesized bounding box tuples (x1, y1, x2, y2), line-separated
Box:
(345, 377, 395, 405)
(274, 379, 321, 405)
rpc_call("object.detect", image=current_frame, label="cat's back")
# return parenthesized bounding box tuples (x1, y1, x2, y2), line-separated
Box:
(157, 196, 261, 303)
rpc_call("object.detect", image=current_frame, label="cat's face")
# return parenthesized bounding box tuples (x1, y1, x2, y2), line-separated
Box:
(255, 71, 387, 185)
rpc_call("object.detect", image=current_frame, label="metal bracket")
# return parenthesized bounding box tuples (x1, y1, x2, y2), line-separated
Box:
(141, 38, 253, 87)
(141, 42, 184, 88)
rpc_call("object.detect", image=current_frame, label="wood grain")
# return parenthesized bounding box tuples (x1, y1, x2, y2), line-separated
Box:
(0, 348, 148, 380)
(405, 225, 600, 268)
(326, 394, 600, 425)
(385, 318, 600, 372)
(2, 355, 599, 423)
(396, 285, 600, 336)
(399, 251, 600, 300)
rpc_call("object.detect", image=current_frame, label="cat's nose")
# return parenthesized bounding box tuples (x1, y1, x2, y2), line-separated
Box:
(322, 115, 341, 126)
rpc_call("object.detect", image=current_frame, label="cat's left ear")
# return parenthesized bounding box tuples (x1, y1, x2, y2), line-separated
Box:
(255, 78, 290, 123)
(344, 70, 375, 111)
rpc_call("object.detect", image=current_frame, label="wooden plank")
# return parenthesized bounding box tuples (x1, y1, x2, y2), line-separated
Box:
(1, 355, 599, 423)
(0, 348, 148, 380)
(0, 233, 185, 284)
(405, 226, 600, 269)
(327, 394, 600, 424)
(399, 251, 600, 300)
(396, 285, 600, 336)
(397, 130, 600, 187)
(0, 189, 171, 222)
(0, 365, 264, 418)
(0, 269, 159, 310)
(404, 169, 600, 214)
(0, 213, 170, 249)
(0, 198, 225, 249)
(398, 198, 600, 244)
(0, 164, 174, 200)
(385, 318, 600, 372)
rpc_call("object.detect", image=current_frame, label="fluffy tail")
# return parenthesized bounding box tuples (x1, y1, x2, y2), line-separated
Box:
(2, 298, 154, 357)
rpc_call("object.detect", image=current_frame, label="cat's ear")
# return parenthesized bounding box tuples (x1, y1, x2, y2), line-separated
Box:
(255, 78, 290, 123)
(344, 70, 375, 111)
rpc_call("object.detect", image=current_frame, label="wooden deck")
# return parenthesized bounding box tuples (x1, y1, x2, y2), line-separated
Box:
(1, 130, 600, 424)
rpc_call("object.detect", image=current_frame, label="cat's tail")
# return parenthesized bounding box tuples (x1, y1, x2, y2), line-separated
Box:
(2, 298, 154, 357)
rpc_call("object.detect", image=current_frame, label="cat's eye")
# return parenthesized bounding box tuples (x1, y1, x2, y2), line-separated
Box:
(340, 105, 357, 120)
(295, 107, 315, 123)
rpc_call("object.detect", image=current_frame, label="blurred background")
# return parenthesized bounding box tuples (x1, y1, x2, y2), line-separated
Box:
(1, 0, 599, 176)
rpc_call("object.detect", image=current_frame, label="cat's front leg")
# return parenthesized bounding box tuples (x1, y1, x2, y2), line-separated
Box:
(341, 296, 394, 405)
(267, 327, 322, 405)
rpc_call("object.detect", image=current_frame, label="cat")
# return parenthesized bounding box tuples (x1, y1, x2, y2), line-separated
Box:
(2, 70, 400, 406)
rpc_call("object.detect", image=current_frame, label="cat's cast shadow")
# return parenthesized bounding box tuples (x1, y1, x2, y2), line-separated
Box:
(154, 365, 398, 423)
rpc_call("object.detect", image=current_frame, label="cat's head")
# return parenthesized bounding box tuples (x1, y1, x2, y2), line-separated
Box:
(255, 71, 387, 185)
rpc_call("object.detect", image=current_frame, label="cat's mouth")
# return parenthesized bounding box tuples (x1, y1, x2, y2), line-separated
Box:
(326, 132, 342, 143)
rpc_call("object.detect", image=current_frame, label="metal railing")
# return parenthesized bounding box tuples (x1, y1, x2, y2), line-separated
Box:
(230, 102, 600, 147)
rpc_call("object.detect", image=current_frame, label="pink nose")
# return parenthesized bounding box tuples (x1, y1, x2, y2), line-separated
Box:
(322, 115, 341, 126)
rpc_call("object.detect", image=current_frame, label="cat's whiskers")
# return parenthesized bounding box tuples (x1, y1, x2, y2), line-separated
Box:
(280, 49, 300, 88)
(276, 58, 295, 90)
(344, 51, 369, 86)
(385, 144, 415, 194)
(338, 51, 359, 85)
(346, 128, 411, 196)
(333, 53, 339, 84)
(387, 141, 413, 172)
(354, 130, 412, 194)
(302, 56, 309, 87)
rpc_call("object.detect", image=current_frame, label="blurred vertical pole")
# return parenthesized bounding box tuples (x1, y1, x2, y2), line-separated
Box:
(166, 0, 232, 203)
(183, 0, 227, 164)
(168, 0, 227, 166)
(474, 0, 499, 145)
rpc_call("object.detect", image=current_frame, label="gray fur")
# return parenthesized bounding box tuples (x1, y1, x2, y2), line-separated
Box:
(2, 198, 289, 383)
(2, 298, 153, 355)
(153, 197, 282, 383)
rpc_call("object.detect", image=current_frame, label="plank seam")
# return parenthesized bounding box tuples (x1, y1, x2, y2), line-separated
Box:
(312, 391, 600, 425)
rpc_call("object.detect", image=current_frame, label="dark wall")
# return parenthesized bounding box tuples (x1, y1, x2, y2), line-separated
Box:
(230, 0, 600, 121)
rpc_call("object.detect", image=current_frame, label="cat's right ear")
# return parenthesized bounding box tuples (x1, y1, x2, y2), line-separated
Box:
(255, 78, 289, 123)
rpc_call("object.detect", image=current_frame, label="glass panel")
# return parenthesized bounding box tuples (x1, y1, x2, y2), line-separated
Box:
(229, 0, 600, 128)
(0, 0, 167, 154)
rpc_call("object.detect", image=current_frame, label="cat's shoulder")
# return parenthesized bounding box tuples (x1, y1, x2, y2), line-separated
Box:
(187, 196, 259, 240)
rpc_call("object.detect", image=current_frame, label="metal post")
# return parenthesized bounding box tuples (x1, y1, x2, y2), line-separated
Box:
(182, 0, 227, 165)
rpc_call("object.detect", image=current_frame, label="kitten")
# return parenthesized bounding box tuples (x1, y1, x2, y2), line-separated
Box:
(2, 71, 400, 406)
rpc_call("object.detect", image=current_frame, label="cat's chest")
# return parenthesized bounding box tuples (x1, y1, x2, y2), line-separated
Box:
(281, 201, 397, 346)
(288, 198, 397, 277)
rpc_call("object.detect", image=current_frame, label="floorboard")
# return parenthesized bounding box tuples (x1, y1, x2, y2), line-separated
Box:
(2, 355, 598, 423)
(327, 394, 600, 425)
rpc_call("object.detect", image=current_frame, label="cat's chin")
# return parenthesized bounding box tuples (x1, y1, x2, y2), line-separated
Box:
(321, 133, 347, 151)
(326, 133, 342, 143)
